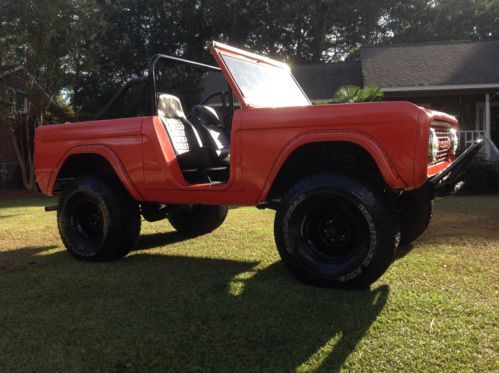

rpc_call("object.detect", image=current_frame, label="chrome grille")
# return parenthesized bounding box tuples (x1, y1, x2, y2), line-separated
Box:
(431, 122, 451, 164)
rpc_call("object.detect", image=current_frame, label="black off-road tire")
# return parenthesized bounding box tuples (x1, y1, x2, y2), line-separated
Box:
(168, 205, 228, 235)
(274, 173, 400, 289)
(57, 175, 141, 261)
(398, 186, 433, 246)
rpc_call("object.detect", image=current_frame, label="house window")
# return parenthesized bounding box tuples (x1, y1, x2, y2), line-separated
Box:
(5, 89, 28, 117)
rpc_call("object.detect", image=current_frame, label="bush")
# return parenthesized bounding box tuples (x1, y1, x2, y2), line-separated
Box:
(332, 85, 383, 103)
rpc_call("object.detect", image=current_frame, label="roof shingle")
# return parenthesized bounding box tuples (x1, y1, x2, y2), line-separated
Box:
(292, 62, 363, 100)
(361, 40, 499, 88)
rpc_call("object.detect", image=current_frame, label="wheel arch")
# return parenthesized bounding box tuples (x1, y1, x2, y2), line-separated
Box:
(260, 133, 408, 203)
(48, 145, 143, 200)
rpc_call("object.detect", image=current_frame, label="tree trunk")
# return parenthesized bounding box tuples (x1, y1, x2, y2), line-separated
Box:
(8, 123, 36, 191)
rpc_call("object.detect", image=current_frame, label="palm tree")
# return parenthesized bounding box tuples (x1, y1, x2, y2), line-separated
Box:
(332, 85, 383, 103)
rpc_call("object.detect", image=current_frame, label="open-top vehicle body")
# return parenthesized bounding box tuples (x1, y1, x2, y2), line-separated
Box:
(35, 42, 481, 289)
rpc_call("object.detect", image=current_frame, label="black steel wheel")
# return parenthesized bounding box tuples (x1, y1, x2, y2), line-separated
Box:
(57, 176, 141, 261)
(274, 173, 400, 289)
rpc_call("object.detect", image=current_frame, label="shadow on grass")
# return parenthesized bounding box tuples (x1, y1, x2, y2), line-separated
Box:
(134, 231, 195, 251)
(395, 243, 415, 260)
(0, 245, 388, 372)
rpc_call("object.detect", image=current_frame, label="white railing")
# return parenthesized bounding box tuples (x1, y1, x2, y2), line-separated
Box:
(460, 130, 486, 146)
(459, 130, 499, 162)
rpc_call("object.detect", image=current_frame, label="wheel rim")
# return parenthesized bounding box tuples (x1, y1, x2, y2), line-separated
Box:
(72, 200, 103, 240)
(290, 193, 371, 276)
(307, 213, 356, 259)
(64, 193, 106, 256)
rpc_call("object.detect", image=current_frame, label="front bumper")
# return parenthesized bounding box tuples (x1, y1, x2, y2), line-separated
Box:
(429, 140, 483, 197)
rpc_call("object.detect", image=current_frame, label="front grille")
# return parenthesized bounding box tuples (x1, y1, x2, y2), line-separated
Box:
(431, 122, 451, 164)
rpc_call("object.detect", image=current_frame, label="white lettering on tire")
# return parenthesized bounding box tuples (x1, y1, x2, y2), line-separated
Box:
(358, 203, 377, 267)
(339, 203, 377, 282)
(282, 194, 305, 254)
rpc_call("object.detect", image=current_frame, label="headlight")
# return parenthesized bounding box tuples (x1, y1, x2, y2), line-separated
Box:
(450, 128, 459, 154)
(428, 128, 439, 162)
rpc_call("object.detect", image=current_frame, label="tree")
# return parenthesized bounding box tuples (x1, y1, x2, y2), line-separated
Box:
(0, 73, 72, 190)
(0, 0, 96, 190)
(71, 0, 499, 119)
(384, 0, 499, 43)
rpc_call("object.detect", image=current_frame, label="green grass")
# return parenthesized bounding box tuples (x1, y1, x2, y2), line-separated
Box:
(0, 196, 497, 372)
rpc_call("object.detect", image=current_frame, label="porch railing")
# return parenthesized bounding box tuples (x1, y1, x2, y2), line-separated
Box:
(459, 130, 499, 162)
(460, 130, 486, 146)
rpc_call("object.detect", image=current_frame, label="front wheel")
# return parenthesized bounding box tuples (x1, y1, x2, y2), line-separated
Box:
(274, 173, 400, 289)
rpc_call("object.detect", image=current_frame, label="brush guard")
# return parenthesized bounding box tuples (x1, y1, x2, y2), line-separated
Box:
(429, 139, 483, 197)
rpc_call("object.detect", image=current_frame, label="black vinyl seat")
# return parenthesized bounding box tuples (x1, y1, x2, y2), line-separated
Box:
(157, 94, 215, 170)
(190, 105, 230, 165)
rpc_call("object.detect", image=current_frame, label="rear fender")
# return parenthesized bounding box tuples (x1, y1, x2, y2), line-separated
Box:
(48, 145, 144, 200)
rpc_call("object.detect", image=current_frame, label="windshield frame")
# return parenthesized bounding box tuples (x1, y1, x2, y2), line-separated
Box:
(210, 42, 311, 108)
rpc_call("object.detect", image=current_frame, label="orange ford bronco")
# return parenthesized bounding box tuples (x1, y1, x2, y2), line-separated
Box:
(35, 42, 481, 288)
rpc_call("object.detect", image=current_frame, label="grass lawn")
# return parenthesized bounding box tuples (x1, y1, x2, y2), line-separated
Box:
(0, 196, 497, 372)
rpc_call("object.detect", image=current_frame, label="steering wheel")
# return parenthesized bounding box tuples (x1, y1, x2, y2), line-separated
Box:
(200, 91, 232, 129)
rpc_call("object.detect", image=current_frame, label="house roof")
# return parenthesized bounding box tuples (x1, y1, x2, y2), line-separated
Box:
(292, 62, 363, 100)
(361, 40, 499, 90)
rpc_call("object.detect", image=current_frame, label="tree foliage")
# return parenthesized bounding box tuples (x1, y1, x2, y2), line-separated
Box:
(0, 0, 92, 189)
(4, 0, 496, 118)
(385, 0, 499, 43)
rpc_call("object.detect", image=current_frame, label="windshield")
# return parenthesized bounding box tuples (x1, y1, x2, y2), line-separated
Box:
(222, 55, 310, 108)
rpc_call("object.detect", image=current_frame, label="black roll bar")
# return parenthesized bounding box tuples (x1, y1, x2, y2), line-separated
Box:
(147, 54, 221, 114)
(97, 54, 223, 120)
(98, 77, 150, 119)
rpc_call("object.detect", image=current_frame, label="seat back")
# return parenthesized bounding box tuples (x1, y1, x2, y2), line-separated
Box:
(157, 94, 202, 155)
(157, 93, 218, 170)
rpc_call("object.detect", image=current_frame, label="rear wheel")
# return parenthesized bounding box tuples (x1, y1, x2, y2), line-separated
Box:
(274, 173, 400, 289)
(57, 176, 141, 261)
(168, 205, 228, 235)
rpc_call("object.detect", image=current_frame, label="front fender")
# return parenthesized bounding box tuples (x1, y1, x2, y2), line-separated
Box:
(258, 129, 409, 202)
